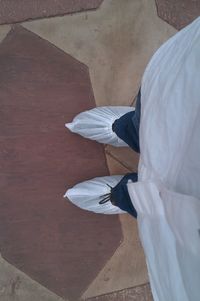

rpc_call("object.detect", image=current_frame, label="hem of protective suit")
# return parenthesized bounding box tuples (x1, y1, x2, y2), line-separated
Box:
(127, 179, 200, 216)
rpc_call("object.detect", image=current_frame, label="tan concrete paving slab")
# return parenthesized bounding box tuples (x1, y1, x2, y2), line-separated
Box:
(85, 283, 153, 301)
(0, 254, 65, 301)
(23, 0, 176, 107)
(106, 145, 139, 172)
(82, 154, 148, 299)
(106, 153, 131, 175)
(0, 25, 10, 43)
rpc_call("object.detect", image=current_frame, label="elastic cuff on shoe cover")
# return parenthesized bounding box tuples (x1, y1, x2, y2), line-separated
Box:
(110, 173, 138, 218)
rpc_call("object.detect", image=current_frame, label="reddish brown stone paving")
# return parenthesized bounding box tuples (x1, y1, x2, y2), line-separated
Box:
(0, 0, 103, 25)
(155, 0, 200, 30)
(0, 26, 122, 301)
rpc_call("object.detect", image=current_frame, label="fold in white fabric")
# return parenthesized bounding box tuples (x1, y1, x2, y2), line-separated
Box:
(128, 17, 200, 301)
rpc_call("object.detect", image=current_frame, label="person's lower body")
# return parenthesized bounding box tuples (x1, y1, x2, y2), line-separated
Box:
(105, 89, 141, 218)
(112, 88, 141, 153)
(66, 89, 141, 218)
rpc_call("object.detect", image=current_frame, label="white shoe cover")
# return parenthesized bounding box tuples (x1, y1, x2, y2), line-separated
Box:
(64, 175, 127, 214)
(65, 106, 134, 147)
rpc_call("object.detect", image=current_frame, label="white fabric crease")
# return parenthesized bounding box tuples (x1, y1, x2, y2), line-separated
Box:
(128, 17, 200, 301)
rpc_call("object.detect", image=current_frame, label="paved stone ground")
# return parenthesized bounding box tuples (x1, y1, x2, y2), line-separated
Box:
(0, 0, 103, 24)
(155, 0, 200, 30)
(86, 283, 153, 301)
(0, 1, 198, 300)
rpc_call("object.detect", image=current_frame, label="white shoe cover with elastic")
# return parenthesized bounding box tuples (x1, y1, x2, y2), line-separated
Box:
(64, 175, 127, 214)
(65, 106, 134, 147)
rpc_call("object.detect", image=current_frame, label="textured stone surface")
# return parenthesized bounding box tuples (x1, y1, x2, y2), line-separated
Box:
(23, 0, 176, 107)
(106, 146, 139, 172)
(0, 26, 122, 301)
(0, 254, 64, 301)
(86, 283, 153, 301)
(0, 0, 103, 25)
(155, 0, 200, 30)
(106, 154, 130, 175)
(82, 155, 148, 299)
(0, 0, 180, 299)
(0, 24, 10, 43)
